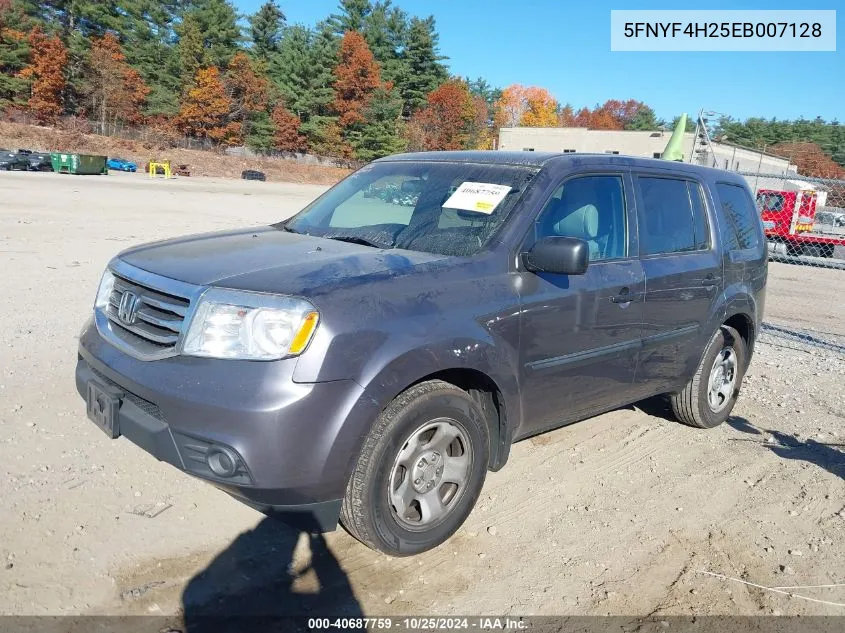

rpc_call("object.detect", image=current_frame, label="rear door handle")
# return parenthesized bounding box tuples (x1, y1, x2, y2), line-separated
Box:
(701, 275, 722, 287)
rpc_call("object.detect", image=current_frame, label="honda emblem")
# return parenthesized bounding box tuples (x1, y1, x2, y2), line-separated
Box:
(117, 291, 140, 325)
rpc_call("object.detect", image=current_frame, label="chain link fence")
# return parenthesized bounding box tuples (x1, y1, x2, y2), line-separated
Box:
(738, 170, 845, 357)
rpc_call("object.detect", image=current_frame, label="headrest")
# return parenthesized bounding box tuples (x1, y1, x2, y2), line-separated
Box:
(553, 204, 599, 240)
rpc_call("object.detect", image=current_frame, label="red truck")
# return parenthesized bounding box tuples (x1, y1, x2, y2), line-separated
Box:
(757, 184, 845, 259)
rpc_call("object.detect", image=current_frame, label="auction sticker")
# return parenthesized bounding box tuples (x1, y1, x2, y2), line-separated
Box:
(443, 182, 512, 214)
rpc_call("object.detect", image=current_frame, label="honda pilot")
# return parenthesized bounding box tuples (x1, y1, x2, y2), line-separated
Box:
(76, 152, 767, 555)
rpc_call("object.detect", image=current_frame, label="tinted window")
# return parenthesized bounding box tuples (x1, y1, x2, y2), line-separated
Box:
(638, 177, 709, 256)
(535, 175, 627, 261)
(718, 183, 761, 250)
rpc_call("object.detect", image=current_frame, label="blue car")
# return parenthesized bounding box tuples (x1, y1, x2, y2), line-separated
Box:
(107, 158, 137, 172)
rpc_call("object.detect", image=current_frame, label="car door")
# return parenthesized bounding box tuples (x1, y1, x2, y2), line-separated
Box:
(633, 173, 723, 393)
(518, 172, 645, 436)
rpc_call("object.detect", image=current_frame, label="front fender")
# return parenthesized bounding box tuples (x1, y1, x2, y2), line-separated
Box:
(324, 335, 521, 492)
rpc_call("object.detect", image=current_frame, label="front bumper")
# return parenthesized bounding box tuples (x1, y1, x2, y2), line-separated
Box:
(76, 319, 378, 531)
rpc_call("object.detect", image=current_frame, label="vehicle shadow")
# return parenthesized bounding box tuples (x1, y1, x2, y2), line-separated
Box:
(726, 416, 844, 481)
(632, 394, 675, 421)
(180, 517, 363, 633)
(632, 400, 844, 481)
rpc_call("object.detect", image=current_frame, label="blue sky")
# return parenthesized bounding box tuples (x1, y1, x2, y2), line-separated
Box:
(236, 0, 843, 123)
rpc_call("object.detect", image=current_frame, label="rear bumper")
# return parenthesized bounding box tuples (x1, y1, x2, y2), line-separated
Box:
(76, 319, 379, 531)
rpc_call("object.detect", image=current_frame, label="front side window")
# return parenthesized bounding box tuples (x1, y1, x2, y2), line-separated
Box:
(717, 183, 762, 250)
(534, 175, 627, 261)
(637, 176, 710, 256)
(756, 191, 785, 212)
(283, 161, 538, 257)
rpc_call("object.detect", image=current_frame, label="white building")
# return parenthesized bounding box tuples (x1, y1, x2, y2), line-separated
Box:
(497, 127, 796, 176)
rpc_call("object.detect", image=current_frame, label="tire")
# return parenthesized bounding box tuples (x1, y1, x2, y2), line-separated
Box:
(670, 325, 747, 429)
(340, 380, 489, 556)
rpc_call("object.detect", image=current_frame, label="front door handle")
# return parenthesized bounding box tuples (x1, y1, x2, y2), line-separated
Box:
(611, 287, 631, 304)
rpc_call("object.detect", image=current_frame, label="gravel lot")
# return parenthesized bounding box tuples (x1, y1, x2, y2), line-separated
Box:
(0, 171, 843, 622)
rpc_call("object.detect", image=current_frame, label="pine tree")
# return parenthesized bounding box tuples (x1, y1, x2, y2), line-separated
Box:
(398, 16, 447, 116)
(362, 0, 407, 86)
(268, 25, 312, 117)
(118, 0, 181, 116)
(625, 105, 662, 131)
(248, 1, 285, 61)
(467, 77, 501, 110)
(177, 14, 204, 91)
(245, 110, 274, 151)
(328, 0, 371, 36)
(269, 22, 338, 152)
(349, 85, 404, 161)
(0, 2, 31, 109)
(184, 0, 241, 69)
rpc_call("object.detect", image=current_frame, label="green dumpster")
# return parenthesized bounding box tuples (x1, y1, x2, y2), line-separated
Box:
(50, 152, 107, 175)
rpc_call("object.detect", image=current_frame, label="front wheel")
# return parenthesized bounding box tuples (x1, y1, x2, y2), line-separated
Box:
(670, 325, 747, 429)
(340, 380, 489, 556)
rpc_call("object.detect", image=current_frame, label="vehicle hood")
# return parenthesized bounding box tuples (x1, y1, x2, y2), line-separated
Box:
(117, 227, 449, 296)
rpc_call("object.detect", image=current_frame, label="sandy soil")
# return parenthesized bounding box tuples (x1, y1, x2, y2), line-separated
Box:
(0, 170, 842, 623)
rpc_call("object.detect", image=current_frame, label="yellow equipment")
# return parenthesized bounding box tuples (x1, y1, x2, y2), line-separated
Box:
(148, 160, 172, 179)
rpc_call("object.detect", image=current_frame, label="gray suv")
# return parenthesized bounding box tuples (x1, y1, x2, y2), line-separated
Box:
(76, 152, 767, 555)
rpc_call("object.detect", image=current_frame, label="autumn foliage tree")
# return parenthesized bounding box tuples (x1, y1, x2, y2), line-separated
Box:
(225, 51, 269, 140)
(84, 33, 149, 133)
(18, 27, 67, 123)
(494, 84, 558, 128)
(332, 30, 381, 128)
(271, 102, 306, 152)
(409, 79, 474, 151)
(770, 142, 845, 180)
(178, 66, 239, 145)
(569, 99, 659, 130)
(519, 87, 558, 127)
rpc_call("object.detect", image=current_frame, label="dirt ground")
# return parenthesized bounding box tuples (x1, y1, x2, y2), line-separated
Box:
(0, 171, 842, 623)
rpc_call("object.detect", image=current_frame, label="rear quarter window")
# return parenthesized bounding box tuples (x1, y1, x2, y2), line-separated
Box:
(716, 183, 762, 250)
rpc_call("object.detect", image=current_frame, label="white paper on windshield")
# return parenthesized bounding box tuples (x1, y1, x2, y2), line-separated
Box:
(442, 182, 512, 214)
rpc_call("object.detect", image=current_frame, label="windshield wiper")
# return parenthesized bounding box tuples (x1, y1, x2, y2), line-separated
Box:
(324, 235, 393, 249)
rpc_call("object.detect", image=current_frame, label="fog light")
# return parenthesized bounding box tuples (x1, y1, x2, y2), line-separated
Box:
(207, 446, 239, 478)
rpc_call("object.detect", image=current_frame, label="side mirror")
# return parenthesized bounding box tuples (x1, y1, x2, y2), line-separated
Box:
(523, 236, 589, 275)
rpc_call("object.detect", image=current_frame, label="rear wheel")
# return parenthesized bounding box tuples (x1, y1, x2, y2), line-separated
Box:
(670, 326, 747, 429)
(340, 380, 489, 556)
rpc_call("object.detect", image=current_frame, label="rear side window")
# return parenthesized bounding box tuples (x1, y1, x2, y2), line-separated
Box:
(637, 177, 710, 256)
(717, 183, 761, 250)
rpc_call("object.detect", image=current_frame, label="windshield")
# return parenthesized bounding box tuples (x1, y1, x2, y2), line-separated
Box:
(280, 161, 538, 256)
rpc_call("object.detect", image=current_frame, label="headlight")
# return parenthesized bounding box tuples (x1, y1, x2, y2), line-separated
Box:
(182, 288, 319, 360)
(95, 269, 116, 310)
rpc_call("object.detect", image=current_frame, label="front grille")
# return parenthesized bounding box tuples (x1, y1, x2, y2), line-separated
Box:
(104, 275, 190, 357)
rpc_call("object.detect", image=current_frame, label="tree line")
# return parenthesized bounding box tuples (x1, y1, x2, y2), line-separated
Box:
(0, 0, 843, 172)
